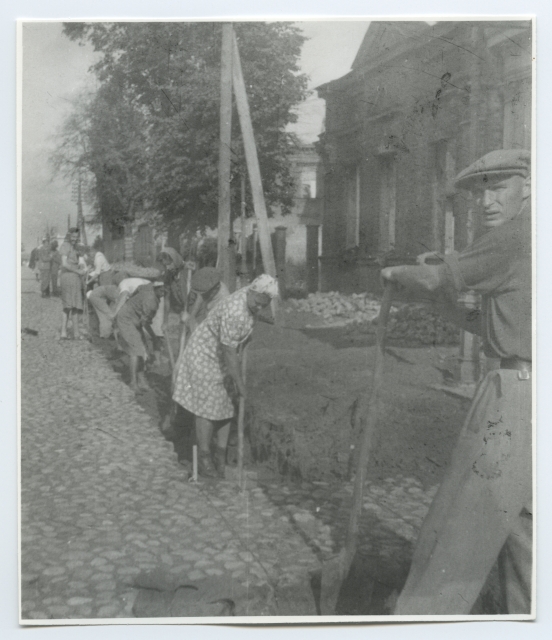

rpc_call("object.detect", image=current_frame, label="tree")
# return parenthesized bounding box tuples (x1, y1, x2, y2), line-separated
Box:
(51, 83, 150, 230)
(57, 22, 308, 240)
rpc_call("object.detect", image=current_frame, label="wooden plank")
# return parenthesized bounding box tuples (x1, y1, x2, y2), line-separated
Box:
(217, 23, 235, 290)
(231, 32, 276, 278)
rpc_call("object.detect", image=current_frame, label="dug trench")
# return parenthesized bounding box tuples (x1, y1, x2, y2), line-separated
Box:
(88, 316, 505, 616)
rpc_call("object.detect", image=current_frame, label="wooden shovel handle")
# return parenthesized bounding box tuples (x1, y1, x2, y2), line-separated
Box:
(237, 342, 249, 490)
(344, 282, 395, 567)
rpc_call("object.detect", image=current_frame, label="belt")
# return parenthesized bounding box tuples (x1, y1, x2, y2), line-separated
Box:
(500, 358, 532, 375)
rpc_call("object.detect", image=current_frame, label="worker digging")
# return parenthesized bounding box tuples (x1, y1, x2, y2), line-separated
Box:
(20, 20, 534, 624)
(382, 149, 532, 615)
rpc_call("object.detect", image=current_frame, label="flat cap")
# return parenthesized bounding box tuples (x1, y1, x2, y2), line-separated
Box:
(191, 267, 222, 293)
(454, 149, 531, 189)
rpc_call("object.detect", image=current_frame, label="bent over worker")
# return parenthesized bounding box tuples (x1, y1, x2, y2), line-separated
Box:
(382, 149, 532, 615)
(173, 274, 278, 479)
(117, 282, 165, 394)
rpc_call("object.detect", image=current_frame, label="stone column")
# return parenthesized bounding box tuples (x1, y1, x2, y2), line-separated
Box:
(306, 224, 320, 293)
(274, 226, 287, 298)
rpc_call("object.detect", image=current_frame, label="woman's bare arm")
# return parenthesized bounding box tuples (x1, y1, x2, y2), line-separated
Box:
(223, 345, 246, 397)
(61, 254, 84, 275)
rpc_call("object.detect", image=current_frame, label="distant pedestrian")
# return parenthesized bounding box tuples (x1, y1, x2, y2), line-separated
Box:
(37, 238, 52, 298)
(59, 228, 87, 340)
(173, 274, 278, 478)
(49, 241, 61, 296)
(116, 282, 165, 393)
(28, 246, 39, 277)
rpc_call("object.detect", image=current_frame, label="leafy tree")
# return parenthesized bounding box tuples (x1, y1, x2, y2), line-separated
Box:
(57, 22, 308, 239)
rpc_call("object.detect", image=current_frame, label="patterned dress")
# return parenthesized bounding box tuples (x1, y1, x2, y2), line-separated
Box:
(173, 288, 253, 421)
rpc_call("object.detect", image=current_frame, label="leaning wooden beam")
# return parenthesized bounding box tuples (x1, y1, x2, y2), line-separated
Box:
(231, 32, 277, 278)
(217, 23, 235, 291)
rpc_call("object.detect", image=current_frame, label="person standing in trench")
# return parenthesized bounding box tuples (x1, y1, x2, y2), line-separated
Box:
(172, 274, 279, 479)
(381, 149, 532, 615)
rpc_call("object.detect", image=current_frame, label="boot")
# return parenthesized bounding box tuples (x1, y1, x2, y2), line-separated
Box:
(214, 447, 227, 479)
(198, 451, 218, 478)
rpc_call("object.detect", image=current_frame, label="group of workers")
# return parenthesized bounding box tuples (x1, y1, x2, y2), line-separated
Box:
(30, 147, 531, 616)
(35, 226, 278, 486)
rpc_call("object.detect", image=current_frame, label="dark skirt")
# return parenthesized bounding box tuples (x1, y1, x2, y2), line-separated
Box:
(60, 271, 84, 311)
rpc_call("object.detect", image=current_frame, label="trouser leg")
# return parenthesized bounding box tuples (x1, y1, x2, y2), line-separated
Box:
(50, 269, 58, 295)
(89, 287, 117, 338)
(498, 510, 533, 614)
(394, 372, 532, 615)
(40, 269, 50, 296)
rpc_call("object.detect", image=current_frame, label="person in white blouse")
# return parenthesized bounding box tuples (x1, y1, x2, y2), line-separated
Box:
(86, 247, 113, 286)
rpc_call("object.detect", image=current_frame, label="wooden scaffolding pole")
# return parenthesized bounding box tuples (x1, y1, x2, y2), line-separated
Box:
(217, 23, 235, 291)
(231, 32, 276, 278)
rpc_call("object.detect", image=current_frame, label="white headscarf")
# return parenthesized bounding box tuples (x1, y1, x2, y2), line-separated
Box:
(248, 274, 279, 299)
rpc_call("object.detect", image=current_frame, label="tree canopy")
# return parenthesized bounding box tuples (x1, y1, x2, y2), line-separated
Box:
(54, 22, 308, 238)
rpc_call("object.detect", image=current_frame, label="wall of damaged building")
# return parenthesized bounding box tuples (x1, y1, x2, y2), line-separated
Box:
(317, 22, 532, 293)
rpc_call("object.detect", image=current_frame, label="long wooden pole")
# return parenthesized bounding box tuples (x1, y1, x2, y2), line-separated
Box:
(217, 23, 234, 290)
(231, 32, 276, 278)
(237, 342, 249, 490)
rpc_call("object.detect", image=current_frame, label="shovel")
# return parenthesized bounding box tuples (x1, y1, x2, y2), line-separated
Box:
(237, 341, 249, 490)
(318, 281, 395, 615)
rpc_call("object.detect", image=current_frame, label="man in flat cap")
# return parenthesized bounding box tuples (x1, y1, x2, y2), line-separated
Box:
(381, 149, 532, 615)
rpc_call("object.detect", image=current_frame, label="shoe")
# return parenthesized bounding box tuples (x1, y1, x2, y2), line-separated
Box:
(214, 447, 227, 479)
(198, 451, 218, 478)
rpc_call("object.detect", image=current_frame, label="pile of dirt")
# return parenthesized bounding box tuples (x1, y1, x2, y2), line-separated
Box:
(387, 304, 460, 345)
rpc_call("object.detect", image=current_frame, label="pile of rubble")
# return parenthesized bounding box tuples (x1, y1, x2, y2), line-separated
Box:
(287, 292, 381, 325)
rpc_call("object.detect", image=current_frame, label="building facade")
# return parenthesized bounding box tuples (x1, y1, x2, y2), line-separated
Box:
(316, 21, 532, 292)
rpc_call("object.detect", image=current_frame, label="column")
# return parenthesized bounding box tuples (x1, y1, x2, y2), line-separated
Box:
(306, 224, 319, 293)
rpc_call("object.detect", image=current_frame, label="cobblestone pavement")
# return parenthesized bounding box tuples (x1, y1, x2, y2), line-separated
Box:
(20, 273, 439, 621)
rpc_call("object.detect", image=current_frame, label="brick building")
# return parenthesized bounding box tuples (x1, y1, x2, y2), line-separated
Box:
(316, 21, 532, 293)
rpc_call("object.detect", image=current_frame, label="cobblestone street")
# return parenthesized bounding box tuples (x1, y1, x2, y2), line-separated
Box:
(20, 272, 439, 621)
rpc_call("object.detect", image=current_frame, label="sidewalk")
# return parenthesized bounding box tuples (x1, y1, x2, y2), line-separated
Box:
(20, 273, 322, 620)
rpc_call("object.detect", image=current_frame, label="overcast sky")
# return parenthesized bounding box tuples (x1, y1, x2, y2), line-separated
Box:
(21, 20, 369, 250)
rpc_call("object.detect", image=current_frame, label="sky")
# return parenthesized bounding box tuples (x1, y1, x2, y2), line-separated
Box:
(20, 20, 369, 251)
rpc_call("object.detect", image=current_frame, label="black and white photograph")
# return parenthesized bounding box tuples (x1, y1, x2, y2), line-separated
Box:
(18, 17, 534, 623)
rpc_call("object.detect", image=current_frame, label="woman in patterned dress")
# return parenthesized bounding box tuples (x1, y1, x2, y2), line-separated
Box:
(173, 274, 279, 478)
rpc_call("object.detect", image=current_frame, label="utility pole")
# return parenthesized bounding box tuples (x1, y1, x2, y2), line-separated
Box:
(231, 32, 277, 278)
(217, 23, 235, 292)
(77, 175, 88, 246)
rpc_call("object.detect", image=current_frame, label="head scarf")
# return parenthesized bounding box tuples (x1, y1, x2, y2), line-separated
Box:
(160, 247, 184, 270)
(249, 274, 279, 299)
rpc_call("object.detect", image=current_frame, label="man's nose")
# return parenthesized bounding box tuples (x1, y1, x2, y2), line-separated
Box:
(482, 190, 496, 207)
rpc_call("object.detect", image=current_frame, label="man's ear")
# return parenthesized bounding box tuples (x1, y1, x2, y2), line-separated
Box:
(522, 175, 531, 200)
